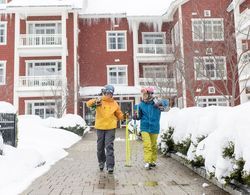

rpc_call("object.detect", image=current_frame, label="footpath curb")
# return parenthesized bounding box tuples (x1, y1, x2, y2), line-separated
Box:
(169, 153, 250, 195)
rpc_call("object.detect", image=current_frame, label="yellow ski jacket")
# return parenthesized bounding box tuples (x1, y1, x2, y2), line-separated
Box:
(86, 96, 124, 130)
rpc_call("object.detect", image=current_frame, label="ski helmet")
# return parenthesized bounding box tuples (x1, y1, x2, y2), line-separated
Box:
(104, 84, 115, 94)
(141, 86, 154, 94)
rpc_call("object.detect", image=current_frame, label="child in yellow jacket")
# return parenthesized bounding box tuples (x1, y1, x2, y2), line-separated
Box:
(86, 85, 124, 174)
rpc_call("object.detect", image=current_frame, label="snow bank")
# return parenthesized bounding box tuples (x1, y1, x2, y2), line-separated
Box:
(159, 102, 250, 184)
(0, 101, 16, 113)
(0, 114, 81, 195)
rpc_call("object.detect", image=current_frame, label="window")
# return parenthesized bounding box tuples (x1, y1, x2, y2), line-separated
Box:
(142, 32, 165, 44)
(26, 100, 58, 119)
(28, 22, 62, 35)
(26, 61, 62, 76)
(107, 65, 127, 85)
(194, 56, 226, 80)
(0, 22, 7, 45)
(196, 96, 228, 107)
(208, 86, 215, 94)
(0, 61, 6, 85)
(106, 31, 127, 51)
(242, 51, 250, 76)
(192, 18, 224, 41)
(143, 65, 166, 78)
(204, 10, 211, 17)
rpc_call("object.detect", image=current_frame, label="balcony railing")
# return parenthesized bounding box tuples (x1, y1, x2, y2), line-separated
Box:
(19, 34, 62, 47)
(19, 76, 62, 88)
(137, 44, 174, 55)
(139, 78, 176, 88)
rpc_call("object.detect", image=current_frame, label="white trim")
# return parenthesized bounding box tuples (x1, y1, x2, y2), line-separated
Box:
(106, 65, 128, 85)
(0, 21, 7, 45)
(106, 30, 127, 52)
(0, 60, 6, 85)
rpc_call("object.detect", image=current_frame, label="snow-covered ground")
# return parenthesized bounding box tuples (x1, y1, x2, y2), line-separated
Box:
(0, 103, 89, 195)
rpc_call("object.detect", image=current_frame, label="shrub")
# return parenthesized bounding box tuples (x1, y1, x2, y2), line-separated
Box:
(160, 126, 175, 154)
(242, 171, 250, 186)
(222, 141, 235, 159)
(190, 155, 205, 167)
(60, 124, 86, 136)
(174, 135, 191, 155)
(224, 158, 245, 185)
(188, 135, 207, 167)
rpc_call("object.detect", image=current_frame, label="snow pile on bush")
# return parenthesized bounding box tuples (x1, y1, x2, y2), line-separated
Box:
(44, 114, 90, 136)
(158, 102, 250, 185)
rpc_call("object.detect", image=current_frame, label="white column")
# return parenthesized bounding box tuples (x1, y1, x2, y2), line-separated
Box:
(61, 11, 67, 114)
(13, 13, 20, 112)
(131, 21, 141, 105)
(132, 21, 139, 86)
(233, 0, 245, 103)
(179, 5, 187, 108)
(73, 11, 78, 114)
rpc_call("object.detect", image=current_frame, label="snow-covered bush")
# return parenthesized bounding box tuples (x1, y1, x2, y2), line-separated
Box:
(174, 135, 191, 155)
(158, 102, 250, 186)
(44, 114, 90, 136)
(159, 126, 174, 154)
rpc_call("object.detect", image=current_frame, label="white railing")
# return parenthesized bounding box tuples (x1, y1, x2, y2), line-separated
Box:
(139, 78, 176, 88)
(137, 44, 174, 55)
(19, 76, 62, 88)
(19, 34, 62, 47)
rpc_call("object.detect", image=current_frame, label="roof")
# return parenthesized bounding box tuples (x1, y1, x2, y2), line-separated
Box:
(83, 0, 175, 16)
(7, 0, 83, 9)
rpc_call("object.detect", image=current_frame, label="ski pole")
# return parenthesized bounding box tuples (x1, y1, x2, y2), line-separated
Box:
(125, 115, 131, 167)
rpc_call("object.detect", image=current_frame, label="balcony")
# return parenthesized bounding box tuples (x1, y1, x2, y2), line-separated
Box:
(18, 76, 62, 89)
(18, 34, 63, 57)
(19, 34, 62, 47)
(136, 44, 175, 62)
(139, 78, 176, 88)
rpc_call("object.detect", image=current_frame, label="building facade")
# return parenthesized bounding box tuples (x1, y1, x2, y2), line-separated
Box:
(1, 0, 248, 125)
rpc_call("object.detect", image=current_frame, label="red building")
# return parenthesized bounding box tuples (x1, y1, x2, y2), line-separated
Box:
(0, 0, 241, 126)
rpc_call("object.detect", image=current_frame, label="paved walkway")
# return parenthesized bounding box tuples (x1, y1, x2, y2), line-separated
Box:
(21, 129, 229, 195)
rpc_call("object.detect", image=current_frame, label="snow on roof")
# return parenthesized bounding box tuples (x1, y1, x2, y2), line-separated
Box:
(79, 86, 142, 97)
(7, 0, 83, 9)
(0, 101, 16, 114)
(84, 0, 175, 16)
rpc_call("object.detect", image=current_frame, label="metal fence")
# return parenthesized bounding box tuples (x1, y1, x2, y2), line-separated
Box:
(0, 113, 17, 147)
